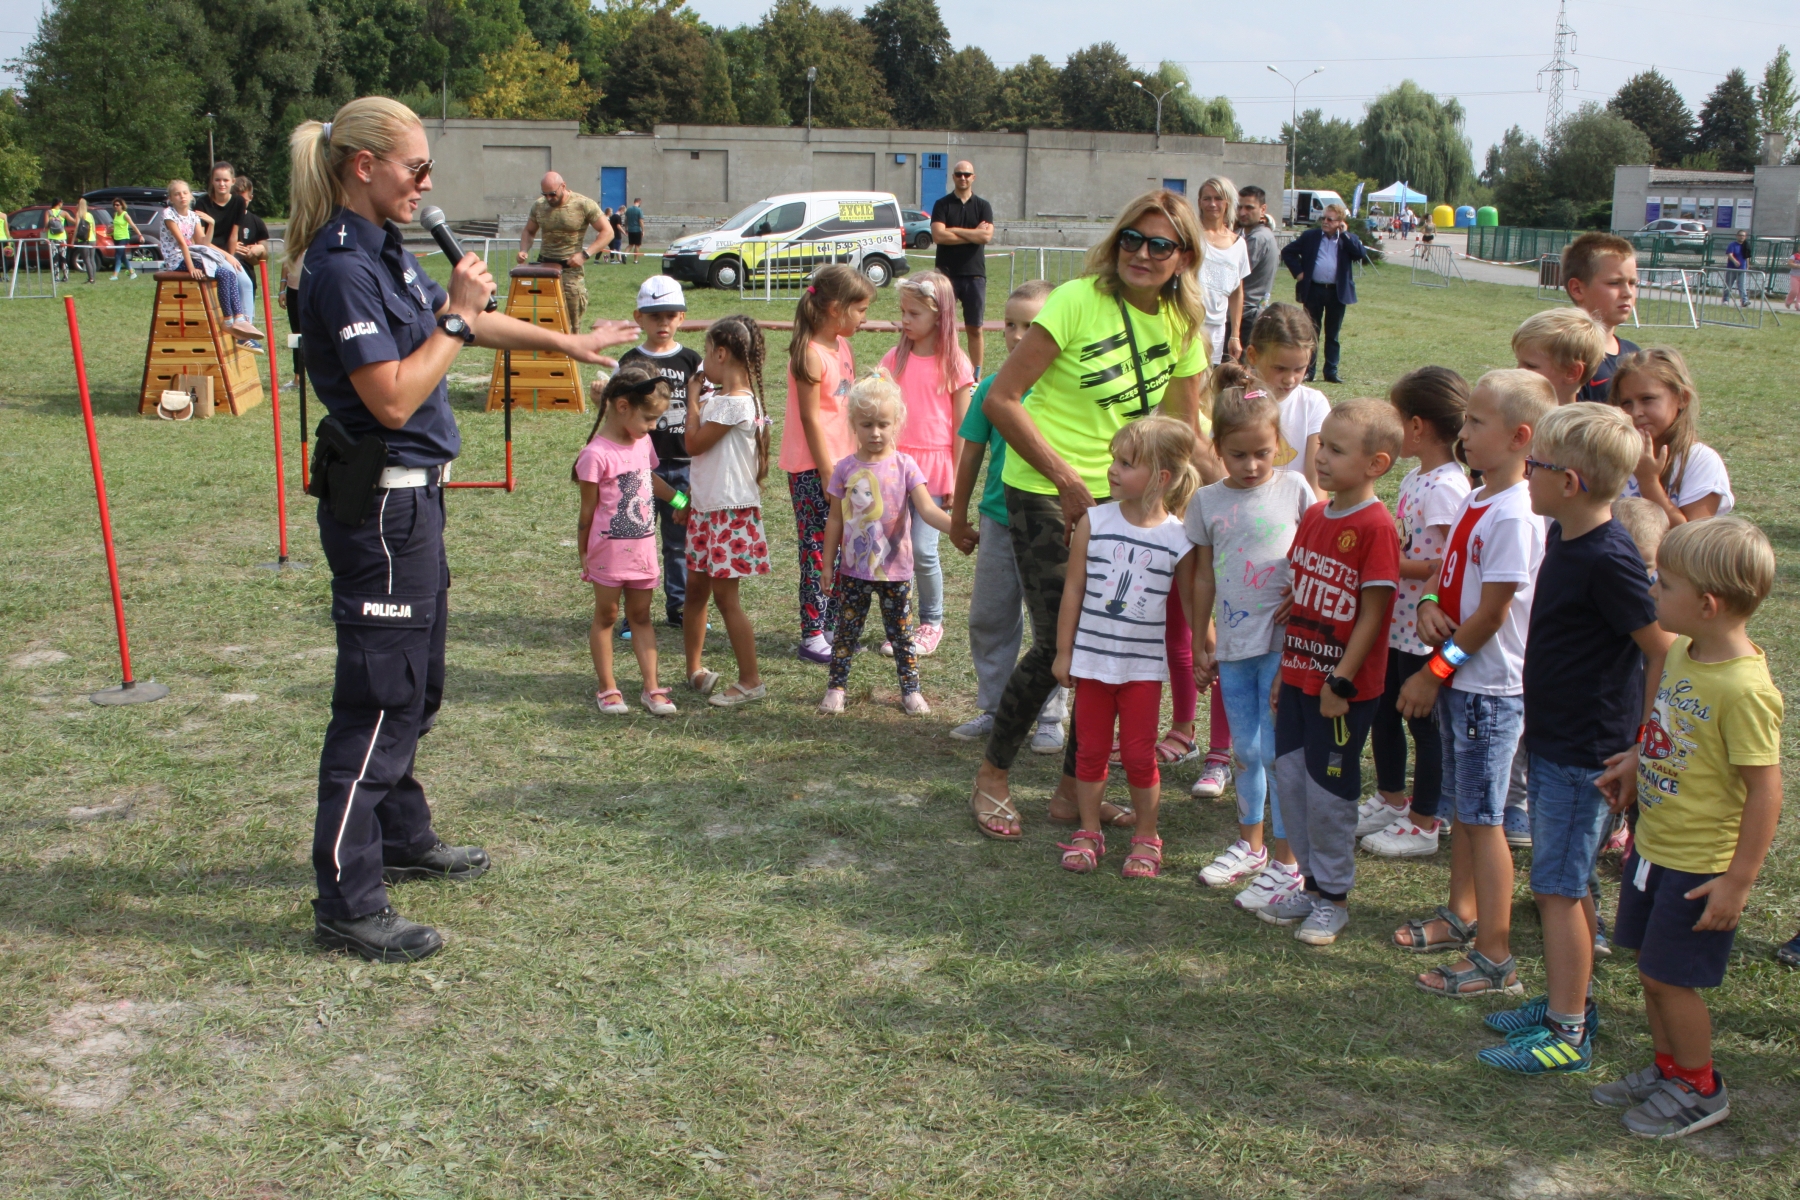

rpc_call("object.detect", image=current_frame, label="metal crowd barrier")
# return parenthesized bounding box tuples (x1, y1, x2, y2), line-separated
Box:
(1634, 269, 1700, 329)
(732, 238, 880, 300)
(1409, 243, 1463, 287)
(2, 242, 58, 300)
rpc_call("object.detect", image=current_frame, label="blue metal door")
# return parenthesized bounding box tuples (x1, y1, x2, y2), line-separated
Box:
(600, 167, 627, 210)
(920, 153, 947, 209)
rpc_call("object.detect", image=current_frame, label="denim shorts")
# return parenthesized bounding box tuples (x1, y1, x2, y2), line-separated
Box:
(1614, 851, 1736, 988)
(1437, 688, 1525, 826)
(1526, 754, 1612, 897)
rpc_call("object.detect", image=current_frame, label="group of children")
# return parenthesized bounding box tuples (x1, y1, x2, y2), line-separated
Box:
(568, 233, 1786, 1140)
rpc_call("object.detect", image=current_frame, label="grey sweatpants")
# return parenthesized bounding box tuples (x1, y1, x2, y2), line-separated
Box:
(1273, 683, 1377, 901)
(969, 513, 1067, 724)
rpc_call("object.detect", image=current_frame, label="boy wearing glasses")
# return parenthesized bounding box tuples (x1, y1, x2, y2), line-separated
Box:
(1478, 403, 1670, 1075)
(930, 160, 995, 375)
(1394, 371, 1552, 997)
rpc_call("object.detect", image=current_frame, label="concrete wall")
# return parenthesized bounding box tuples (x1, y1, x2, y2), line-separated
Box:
(420, 118, 1287, 228)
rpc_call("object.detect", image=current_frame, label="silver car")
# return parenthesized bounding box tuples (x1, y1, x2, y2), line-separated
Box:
(1635, 218, 1709, 249)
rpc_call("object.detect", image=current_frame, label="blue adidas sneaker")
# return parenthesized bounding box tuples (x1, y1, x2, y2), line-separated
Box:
(1478, 1026, 1593, 1075)
(1484, 994, 1601, 1037)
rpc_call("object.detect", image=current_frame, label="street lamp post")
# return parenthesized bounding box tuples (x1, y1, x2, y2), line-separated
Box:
(205, 112, 215, 167)
(1266, 65, 1324, 204)
(806, 66, 818, 140)
(1132, 79, 1186, 152)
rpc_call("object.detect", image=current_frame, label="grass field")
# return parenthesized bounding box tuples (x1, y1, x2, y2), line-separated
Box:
(1, 254, 1796, 1199)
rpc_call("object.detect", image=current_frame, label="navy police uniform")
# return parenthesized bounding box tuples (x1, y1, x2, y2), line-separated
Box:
(299, 207, 459, 921)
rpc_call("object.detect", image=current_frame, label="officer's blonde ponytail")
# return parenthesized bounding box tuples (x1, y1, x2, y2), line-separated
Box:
(286, 96, 422, 274)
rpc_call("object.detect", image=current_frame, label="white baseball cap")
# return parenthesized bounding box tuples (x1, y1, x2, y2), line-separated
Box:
(635, 276, 686, 313)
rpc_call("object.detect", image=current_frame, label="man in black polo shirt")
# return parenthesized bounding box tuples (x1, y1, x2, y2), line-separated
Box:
(930, 160, 995, 375)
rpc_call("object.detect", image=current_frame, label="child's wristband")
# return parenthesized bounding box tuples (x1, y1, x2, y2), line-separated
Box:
(1420, 593, 1440, 607)
(1426, 653, 1456, 681)
(670, 491, 689, 511)
(1440, 637, 1470, 668)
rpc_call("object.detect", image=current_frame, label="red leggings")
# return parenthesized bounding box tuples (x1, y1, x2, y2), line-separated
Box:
(1074, 678, 1164, 788)
(1164, 599, 1231, 758)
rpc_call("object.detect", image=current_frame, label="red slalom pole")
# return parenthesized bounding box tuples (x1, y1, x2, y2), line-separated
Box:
(445, 347, 515, 490)
(65, 297, 168, 706)
(257, 260, 300, 569)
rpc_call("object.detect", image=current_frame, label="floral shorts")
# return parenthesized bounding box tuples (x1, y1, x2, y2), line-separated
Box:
(684, 506, 771, 579)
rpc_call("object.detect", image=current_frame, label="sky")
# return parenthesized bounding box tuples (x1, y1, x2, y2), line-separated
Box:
(4, 0, 1799, 161)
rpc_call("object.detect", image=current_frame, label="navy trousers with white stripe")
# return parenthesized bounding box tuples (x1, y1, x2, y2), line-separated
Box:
(312, 484, 446, 920)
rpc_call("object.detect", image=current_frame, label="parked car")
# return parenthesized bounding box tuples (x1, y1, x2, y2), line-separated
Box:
(662, 191, 911, 289)
(1634, 218, 1708, 249)
(3, 205, 55, 269)
(903, 208, 932, 250)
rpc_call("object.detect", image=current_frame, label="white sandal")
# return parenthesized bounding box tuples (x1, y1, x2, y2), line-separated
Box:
(709, 681, 766, 707)
(640, 688, 678, 716)
(688, 669, 720, 695)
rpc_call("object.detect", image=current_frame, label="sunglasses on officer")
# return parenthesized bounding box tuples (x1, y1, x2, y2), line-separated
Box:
(376, 155, 434, 186)
(1117, 228, 1184, 261)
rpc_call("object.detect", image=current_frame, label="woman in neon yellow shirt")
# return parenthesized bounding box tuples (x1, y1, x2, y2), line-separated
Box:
(968, 188, 1222, 841)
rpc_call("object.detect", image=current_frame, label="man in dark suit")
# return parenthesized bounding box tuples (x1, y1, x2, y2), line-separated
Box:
(1279, 204, 1370, 383)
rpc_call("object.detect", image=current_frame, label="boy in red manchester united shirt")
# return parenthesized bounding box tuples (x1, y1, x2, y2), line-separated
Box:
(1259, 398, 1403, 946)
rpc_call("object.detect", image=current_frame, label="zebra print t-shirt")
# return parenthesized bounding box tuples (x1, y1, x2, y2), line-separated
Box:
(1069, 503, 1193, 685)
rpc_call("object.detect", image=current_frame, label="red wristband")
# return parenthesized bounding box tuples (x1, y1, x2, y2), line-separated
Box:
(1426, 653, 1456, 681)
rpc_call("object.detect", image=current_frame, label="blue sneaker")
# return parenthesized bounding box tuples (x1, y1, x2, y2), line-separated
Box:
(1485, 995, 1601, 1037)
(1503, 805, 1532, 848)
(1478, 1026, 1592, 1075)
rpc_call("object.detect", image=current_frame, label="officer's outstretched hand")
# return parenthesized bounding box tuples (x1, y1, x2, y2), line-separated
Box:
(565, 318, 644, 366)
(448, 253, 496, 318)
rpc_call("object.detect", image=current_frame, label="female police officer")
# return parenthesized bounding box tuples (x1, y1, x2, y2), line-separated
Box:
(287, 97, 639, 962)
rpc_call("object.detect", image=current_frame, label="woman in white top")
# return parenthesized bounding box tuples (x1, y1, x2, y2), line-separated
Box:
(1196, 176, 1251, 365)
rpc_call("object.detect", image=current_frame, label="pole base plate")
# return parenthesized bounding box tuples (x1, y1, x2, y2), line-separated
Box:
(258, 560, 307, 572)
(90, 680, 170, 706)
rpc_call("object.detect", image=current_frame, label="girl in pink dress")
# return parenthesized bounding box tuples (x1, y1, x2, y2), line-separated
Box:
(880, 269, 975, 657)
(576, 367, 691, 716)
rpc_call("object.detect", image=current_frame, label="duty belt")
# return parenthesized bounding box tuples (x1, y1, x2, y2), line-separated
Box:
(379, 464, 451, 489)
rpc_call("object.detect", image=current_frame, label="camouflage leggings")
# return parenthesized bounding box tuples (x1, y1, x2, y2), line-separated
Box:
(983, 486, 1096, 775)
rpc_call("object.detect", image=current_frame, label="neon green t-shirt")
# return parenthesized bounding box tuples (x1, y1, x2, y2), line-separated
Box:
(1000, 275, 1206, 498)
(1635, 636, 1784, 875)
(113, 210, 132, 240)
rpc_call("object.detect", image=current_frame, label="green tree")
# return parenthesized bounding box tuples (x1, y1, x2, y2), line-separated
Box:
(1481, 124, 1548, 226)
(716, 25, 787, 126)
(0, 90, 44, 210)
(1607, 69, 1692, 166)
(1757, 45, 1798, 147)
(323, 0, 442, 98)
(466, 30, 595, 120)
(1283, 107, 1360, 177)
(1545, 103, 1653, 207)
(599, 10, 718, 129)
(757, 0, 891, 128)
(1148, 63, 1239, 139)
(1059, 42, 1139, 132)
(992, 54, 1062, 131)
(1357, 80, 1475, 205)
(1695, 68, 1760, 171)
(859, 0, 948, 129)
(14, 0, 199, 198)
(932, 46, 999, 131)
(696, 36, 740, 125)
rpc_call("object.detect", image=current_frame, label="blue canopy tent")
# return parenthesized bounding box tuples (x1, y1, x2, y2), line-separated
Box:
(1368, 182, 1430, 207)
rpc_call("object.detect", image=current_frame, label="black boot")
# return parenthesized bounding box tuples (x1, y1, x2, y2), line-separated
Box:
(383, 841, 491, 885)
(315, 906, 444, 963)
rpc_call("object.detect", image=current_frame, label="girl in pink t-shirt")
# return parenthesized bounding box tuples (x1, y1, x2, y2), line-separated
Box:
(575, 367, 691, 717)
(780, 265, 876, 662)
(879, 269, 974, 658)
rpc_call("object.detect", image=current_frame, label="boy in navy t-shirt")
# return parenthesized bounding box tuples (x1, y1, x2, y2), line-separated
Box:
(1561, 233, 1640, 402)
(1478, 404, 1670, 1075)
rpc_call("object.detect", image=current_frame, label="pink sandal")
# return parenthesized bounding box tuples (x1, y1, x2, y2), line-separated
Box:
(1122, 835, 1164, 879)
(1058, 830, 1105, 873)
(1154, 730, 1198, 764)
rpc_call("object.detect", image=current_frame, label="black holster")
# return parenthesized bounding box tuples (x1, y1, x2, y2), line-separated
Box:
(306, 415, 388, 527)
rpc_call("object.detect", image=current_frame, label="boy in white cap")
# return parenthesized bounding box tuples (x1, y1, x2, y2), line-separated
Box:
(617, 276, 704, 631)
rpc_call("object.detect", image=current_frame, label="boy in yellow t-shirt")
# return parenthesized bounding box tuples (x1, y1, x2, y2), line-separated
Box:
(1594, 517, 1783, 1140)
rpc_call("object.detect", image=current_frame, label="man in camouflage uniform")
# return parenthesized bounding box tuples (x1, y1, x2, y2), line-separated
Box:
(517, 172, 612, 330)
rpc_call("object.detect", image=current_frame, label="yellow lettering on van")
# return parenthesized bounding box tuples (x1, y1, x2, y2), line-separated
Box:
(837, 201, 875, 223)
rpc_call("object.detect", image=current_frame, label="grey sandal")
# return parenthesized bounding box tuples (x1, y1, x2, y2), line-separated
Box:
(1394, 905, 1477, 953)
(1415, 948, 1524, 997)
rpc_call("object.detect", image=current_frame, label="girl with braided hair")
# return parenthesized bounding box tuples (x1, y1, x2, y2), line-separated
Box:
(683, 315, 774, 706)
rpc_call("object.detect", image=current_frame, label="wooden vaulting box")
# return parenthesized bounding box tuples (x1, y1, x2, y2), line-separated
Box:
(138, 273, 264, 416)
(486, 265, 584, 412)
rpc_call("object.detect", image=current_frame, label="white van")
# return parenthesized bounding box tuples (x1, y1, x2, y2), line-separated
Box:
(1281, 189, 1348, 226)
(661, 191, 911, 290)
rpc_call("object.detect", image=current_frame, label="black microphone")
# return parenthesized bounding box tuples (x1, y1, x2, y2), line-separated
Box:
(417, 205, 497, 311)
